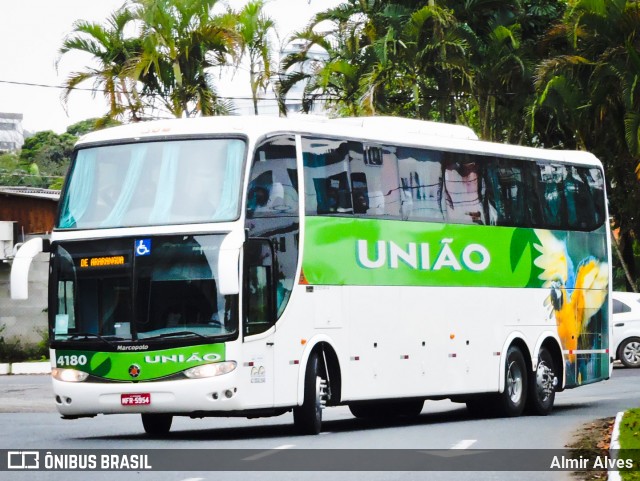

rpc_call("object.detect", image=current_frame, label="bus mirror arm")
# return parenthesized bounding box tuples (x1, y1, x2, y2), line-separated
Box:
(10, 237, 46, 300)
(218, 230, 245, 295)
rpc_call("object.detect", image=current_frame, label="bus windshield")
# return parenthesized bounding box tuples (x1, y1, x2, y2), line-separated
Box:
(50, 234, 238, 343)
(58, 138, 246, 229)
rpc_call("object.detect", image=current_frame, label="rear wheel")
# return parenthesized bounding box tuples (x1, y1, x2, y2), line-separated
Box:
(526, 346, 556, 415)
(293, 353, 327, 434)
(619, 338, 640, 368)
(141, 413, 173, 435)
(496, 346, 527, 417)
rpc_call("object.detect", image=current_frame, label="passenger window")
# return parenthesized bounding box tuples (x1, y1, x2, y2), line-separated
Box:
(397, 147, 445, 222)
(585, 167, 606, 228)
(565, 165, 595, 229)
(303, 137, 354, 215)
(443, 153, 487, 225)
(350, 144, 401, 218)
(303, 137, 403, 219)
(537, 163, 566, 229)
(245, 135, 299, 320)
(247, 137, 298, 218)
(487, 158, 526, 227)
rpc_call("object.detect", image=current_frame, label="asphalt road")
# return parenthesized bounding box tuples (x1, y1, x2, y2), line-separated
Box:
(1, 365, 638, 481)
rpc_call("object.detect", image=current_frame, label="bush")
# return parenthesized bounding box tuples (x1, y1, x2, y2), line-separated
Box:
(0, 325, 49, 363)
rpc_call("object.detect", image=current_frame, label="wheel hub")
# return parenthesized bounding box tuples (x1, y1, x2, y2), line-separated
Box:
(623, 341, 640, 366)
(507, 361, 523, 403)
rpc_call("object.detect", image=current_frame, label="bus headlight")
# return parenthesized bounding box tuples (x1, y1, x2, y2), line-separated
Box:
(52, 368, 89, 382)
(184, 361, 237, 379)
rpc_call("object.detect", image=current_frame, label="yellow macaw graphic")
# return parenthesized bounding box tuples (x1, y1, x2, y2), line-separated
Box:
(533, 230, 608, 363)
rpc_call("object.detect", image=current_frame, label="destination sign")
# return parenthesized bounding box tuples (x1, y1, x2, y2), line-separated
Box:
(79, 256, 126, 268)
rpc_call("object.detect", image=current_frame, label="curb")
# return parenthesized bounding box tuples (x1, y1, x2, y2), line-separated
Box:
(0, 361, 51, 375)
(609, 411, 624, 481)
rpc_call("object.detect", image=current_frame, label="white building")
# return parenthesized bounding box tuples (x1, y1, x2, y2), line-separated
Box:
(0, 113, 24, 152)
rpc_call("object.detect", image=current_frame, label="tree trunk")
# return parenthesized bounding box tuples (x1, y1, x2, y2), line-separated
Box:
(613, 230, 638, 293)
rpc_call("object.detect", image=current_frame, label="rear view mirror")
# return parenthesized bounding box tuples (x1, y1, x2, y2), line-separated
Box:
(217, 230, 245, 295)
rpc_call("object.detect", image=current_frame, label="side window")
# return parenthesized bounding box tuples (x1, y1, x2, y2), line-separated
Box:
(443, 153, 488, 225)
(243, 239, 275, 336)
(350, 144, 401, 218)
(538, 163, 566, 229)
(247, 137, 298, 219)
(397, 147, 445, 222)
(613, 299, 631, 314)
(487, 158, 527, 227)
(302, 137, 355, 215)
(565, 165, 595, 229)
(245, 136, 299, 324)
(302, 137, 402, 219)
(585, 167, 606, 228)
(522, 161, 543, 228)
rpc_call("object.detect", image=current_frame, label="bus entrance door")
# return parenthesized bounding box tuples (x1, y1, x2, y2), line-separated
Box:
(242, 239, 276, 407)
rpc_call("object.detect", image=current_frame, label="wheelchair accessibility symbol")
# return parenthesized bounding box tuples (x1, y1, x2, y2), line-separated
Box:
(135, 239, 151, 257)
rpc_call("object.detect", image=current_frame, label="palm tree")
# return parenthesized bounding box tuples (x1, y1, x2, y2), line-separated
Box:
(231, 0, 277, 115)
(131, 0, 238, 118)
(57, 7, 144, 122)
(278, 0, 414, 117)
(533, 0, 640, 289)
(402, 3, 472, 123)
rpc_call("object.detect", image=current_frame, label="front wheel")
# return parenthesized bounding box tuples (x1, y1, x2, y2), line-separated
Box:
(619, 338, 640, 368)
(293, 353, 327, 435)
(526, 346, 556, 415)
(496, 346, 527, 417)
(141, 413, 173, 436)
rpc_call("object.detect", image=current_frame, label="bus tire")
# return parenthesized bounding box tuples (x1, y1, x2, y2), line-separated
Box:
(497, 346, 527, 417)
(293, 352, 326, 435)
(141, 413, 173, 435)
(527, 346, 556, 415)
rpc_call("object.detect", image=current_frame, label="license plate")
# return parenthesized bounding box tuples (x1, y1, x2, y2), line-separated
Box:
(121, 393, 151, 406)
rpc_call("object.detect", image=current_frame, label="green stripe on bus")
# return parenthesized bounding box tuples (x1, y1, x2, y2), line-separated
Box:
(54, 344, 226, 381)
(302, 216, 606, 288)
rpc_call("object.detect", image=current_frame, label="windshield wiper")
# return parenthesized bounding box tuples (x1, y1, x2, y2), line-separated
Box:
(65, 332, 121, 347)
(141, 331, 210, 341)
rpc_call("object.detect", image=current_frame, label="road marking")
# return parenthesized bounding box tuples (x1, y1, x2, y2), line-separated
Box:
(179, 478, 205, 481)
(242, 444, 295, 461)
(451, 439, 477, 450)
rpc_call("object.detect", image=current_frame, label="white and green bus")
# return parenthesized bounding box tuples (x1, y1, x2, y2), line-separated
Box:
(11, 115, 611, 435)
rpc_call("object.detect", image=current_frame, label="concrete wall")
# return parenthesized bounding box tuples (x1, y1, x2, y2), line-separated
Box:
(0, 252, 49, 344)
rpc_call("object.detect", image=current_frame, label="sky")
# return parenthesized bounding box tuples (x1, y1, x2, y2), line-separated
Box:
(0, 0, 341, 134)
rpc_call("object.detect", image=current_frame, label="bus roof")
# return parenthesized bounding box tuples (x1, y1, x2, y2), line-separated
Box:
(76, 115, 602, 168)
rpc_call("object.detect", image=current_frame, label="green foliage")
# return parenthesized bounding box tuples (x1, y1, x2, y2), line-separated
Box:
(0, 325, 49, 363)
(66, 117, 120, 136)
(40, 0, 640, 290)
(10, 130, 76, 188)
(278, 0, 564, 143)
(619, 408, 640, 480)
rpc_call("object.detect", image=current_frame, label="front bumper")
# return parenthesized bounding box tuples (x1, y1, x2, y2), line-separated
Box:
(52, 371, 244, 416)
